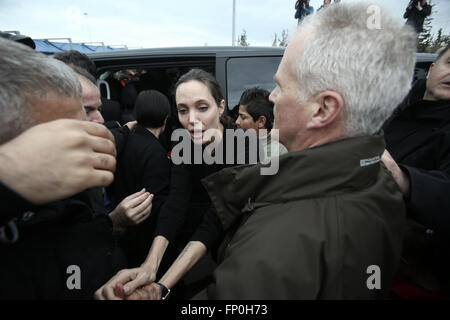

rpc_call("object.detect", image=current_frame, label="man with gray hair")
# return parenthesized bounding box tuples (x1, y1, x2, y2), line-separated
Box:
(192, 2, 414, 300)
(0, 37, 127, 299)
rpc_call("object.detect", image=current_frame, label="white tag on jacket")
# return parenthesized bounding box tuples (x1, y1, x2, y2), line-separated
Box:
(360, 156, 380, 167)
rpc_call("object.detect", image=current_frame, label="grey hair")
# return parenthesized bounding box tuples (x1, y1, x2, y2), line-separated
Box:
(294, 2, 417, 137)
(0, 38, 82, 144)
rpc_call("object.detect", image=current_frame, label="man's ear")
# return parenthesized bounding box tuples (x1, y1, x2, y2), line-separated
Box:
(426, 63, 435, 80)
(306, 91, 344, 129)
(256, 116, 267, 129)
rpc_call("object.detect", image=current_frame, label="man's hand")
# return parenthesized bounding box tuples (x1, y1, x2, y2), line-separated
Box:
(109, 189, 153, 230)
(94, 267, 157, 300)
(0, 119, 116, 205)
(381, 150, 411, 198)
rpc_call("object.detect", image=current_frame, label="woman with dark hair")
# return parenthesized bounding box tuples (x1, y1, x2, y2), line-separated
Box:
(96, 69, 259, 300)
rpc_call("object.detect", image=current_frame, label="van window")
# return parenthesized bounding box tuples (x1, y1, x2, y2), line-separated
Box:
(226, 56, 281, 109)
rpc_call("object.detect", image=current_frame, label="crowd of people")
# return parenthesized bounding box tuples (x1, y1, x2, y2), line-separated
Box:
(0, 1, 449, 300)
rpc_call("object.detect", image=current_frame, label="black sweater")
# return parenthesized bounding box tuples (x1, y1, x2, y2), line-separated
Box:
(155, 128, 260, 252)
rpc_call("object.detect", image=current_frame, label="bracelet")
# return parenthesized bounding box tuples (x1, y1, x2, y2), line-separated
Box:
(157, 282, 171, 300)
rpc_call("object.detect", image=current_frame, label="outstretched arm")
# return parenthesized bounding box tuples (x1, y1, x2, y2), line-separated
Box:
(124, 241, 207, 300)
(382, 149, 450, 234)
(94, 235, 169, 300)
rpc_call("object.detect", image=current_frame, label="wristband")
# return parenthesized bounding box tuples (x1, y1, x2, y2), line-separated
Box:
(157, 282, 171, 300)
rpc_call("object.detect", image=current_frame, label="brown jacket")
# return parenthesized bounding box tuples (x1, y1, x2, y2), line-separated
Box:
(196, 133, 405, 299)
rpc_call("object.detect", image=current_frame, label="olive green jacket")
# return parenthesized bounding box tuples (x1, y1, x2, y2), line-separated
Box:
(196, 133, 405, 299)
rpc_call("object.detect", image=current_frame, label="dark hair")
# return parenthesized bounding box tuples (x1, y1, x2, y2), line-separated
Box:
(239, 87, 274, 130)
(69, 65, 97, 85)
(134, 90, 171, 129)
(53, 50, 97, 79)
(172, 68, 236, 128)
(174, 68, 224, 107)
(436, 43, 450, 62)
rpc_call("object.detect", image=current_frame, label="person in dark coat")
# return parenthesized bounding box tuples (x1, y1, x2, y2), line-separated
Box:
(61, 58, 141, 218)
(0, 37, 127, 299)
(382, 44, 450, 298)
(403, 0, 432, 34)
(109, 90, 172, 266)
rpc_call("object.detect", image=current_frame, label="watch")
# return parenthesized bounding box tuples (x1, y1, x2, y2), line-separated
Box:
(157, 282, 171, 300)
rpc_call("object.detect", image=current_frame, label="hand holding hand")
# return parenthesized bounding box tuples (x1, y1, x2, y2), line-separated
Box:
(94, 266, 157, 300)
(125, 283, 162, 300)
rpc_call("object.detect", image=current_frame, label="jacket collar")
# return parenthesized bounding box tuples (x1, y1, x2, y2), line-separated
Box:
(203, 132, 386, 231)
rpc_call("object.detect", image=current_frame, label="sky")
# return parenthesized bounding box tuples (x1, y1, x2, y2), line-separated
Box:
(1, 0, 449, 49)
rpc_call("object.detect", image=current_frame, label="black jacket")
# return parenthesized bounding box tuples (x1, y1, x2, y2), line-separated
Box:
(0, 182, 34, 226)
(0, 190, 127, 299)
(383, 79, 450, 235)
(404, 3, 432, 34)
(383, 79, 450, 295)
(0, 124, 134, 298)
(110, 125, 171, 265)
(111, 125, 170, 213)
